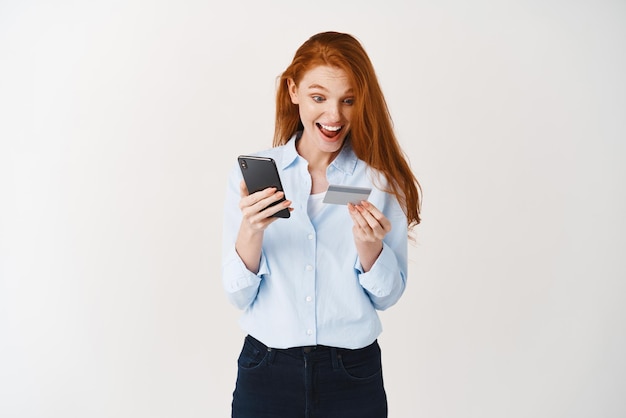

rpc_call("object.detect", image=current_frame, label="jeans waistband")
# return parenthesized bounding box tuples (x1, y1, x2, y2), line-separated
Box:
(245, 334, 377, 355)
(246, 334, 334, 354)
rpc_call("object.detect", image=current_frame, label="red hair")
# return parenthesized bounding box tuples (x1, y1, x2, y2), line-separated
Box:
(274, 32, 421, 229)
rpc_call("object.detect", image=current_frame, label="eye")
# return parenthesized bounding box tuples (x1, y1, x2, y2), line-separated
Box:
(312, 95, 325, 103)
(343, 98, 355, 105)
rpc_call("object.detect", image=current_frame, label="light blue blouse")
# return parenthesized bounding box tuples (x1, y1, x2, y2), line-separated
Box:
(221, 134, 409, 349)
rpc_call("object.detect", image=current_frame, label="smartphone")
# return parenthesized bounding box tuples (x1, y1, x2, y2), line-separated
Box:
(238, 155, 290, 218)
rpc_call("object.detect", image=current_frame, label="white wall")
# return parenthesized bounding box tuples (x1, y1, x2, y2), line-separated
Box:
(1, 1, 624, 417)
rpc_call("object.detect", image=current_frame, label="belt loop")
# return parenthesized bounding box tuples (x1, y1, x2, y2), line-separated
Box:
(267, 347, 276, 365)
(330, 347, 339, 370)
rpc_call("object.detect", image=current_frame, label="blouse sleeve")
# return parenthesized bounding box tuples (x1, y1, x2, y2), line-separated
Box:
(221, 162, 266, 310)
(356, 193, 409, 310)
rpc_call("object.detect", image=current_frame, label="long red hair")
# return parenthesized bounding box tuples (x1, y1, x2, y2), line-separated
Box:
(274, 31, 421, 229)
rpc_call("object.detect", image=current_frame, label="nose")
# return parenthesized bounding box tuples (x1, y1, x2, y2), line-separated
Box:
(325, 101, 340, 120)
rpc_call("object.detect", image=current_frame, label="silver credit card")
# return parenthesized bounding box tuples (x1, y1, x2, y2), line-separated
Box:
(323, 185, 372, 205)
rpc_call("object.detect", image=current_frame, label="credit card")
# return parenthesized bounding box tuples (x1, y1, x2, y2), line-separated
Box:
(323, 185, 372, 205)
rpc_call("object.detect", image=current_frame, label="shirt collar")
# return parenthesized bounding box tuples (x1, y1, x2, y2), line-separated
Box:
(278, 132, 359, 175)
(276, 132, 301, 170)
(331, 137, 359, 175)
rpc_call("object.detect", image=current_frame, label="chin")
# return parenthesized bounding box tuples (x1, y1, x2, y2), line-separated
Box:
(318, 137, 345, 153)
(317, 130, 347, 148)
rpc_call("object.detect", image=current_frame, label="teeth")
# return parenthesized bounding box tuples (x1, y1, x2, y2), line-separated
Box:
(320, 123, 341, 132)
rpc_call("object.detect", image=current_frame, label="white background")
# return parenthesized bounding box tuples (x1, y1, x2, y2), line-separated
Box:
(1, 1, 625, 417)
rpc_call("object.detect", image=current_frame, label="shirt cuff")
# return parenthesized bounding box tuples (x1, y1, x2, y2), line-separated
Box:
(222, 246, 263, 292)
(356, 242, 397, 297)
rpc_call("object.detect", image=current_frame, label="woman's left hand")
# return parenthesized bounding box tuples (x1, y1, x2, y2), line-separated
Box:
(348, 201, 392, 271)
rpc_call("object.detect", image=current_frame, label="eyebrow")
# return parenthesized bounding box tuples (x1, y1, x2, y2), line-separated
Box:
(306, 83, 354, 94)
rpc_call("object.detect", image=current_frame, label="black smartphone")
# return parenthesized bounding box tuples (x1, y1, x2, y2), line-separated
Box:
(238, 155, 290, 218)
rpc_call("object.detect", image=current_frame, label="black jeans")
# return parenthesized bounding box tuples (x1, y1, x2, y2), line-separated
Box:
(232, 335, 388, 418)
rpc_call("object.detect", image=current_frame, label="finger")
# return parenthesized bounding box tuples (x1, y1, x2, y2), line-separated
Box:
(240, 187, 277, 210)
(359, 201, 387, 225)
(243, 199, 290, 231)
(359, 201, 392, 233)
(349, 206, 381, 242)
(352, 205, 390, 241)
(354, 204, 380, 229)
(348, 203, 370, 230)
(355, 208, 385, 239)
(262, 196, 292, 218)
(248, 190, 282, 215)
(241, 190, 289, 226)
(240, 192, 284, 228)
(239, 180, 249, 197)
(266, 204, 293, 218)
(350, 218, 374, 242)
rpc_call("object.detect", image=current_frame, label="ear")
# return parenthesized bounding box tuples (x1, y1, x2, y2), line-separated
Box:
(287, 78, 299, 104)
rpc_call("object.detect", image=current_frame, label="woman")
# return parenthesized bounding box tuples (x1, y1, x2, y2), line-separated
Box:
(222, 31, 421, 418)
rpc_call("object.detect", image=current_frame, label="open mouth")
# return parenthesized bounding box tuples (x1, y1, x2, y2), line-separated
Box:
(316, 123, 343, 139)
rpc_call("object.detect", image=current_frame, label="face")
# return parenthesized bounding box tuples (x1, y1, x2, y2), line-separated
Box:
(288, 65, 354, 158)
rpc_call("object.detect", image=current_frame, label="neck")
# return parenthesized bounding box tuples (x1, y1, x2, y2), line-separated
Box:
(296, 140, 341, 171)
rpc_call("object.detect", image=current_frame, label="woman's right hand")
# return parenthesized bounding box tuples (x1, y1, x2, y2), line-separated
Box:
(238, 180, 292, 233)
(236, 180, 291, 273)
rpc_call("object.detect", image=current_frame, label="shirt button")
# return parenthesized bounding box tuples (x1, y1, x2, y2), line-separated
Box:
(306, 329, 313, 335)
(307, 234, 314, 240)
(305, 265, 313, 271)
(305, 296, 312, 302)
